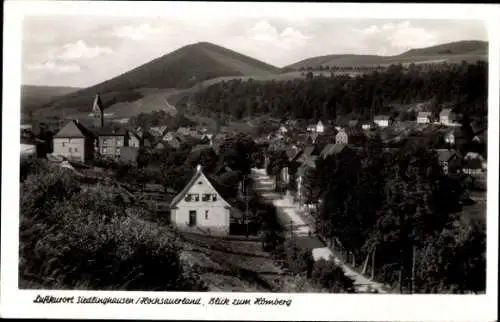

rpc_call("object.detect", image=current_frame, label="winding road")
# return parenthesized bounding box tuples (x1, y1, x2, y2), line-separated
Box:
(251, 167, 389, 293)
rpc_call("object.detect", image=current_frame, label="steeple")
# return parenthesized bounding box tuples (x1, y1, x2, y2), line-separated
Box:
(92, 92, 105, 128)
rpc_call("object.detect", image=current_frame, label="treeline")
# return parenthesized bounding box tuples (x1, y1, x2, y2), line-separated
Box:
(190, 61, 487, 122)
(275, 138, 485, 293)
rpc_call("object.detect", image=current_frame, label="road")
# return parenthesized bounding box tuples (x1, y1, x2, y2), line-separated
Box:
(250, 168, 389, 293)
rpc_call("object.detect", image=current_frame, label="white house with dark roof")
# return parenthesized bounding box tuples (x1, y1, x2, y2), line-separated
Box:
(374, 115, 392, 127)
(440, 108, 457, 126)
(169, 165, 232, 236)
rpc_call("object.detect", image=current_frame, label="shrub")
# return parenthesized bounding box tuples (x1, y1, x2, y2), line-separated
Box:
(283, 240, 314, 276)
(311, 259, 355, 293)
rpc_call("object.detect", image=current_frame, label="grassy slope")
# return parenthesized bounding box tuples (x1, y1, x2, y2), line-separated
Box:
(287, 40, 488, 69)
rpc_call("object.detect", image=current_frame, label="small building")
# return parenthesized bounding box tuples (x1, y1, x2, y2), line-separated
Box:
(439, 109, 456, 126)
(417, 112, 432, 124)
(169, 165, 233, 236)
(335, 128, 366, 145)
(316, 120, 325, 133)
(320, 143, 352, 160)
(53, 120, 95, 163)
(279, 125, 288, 135)
(95, 125, 130, 159)
(444, 130, 455, 145)
(435, 149, 462, 175)
(462, 153, 485, 176)
(128, 131, 141, 148)
(374, 115, 392, 127)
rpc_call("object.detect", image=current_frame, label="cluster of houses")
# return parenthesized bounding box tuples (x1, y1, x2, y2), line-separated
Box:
(45, 94, 218, 165)
(268, 115, 487, 212)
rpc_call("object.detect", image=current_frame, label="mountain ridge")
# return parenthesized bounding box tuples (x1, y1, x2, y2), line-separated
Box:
(286, 40, 487, 69)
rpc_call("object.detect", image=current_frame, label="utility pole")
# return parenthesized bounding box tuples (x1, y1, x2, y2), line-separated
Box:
(399, 211, 405, 294)
(371, 245, 376, 280)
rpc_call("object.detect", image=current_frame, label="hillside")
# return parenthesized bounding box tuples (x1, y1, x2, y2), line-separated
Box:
(287, 40, 488, 69)
(35, 42, 281, 118)
(21, 85, 80, 114)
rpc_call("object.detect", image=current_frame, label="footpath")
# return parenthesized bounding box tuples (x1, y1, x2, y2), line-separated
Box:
(250, 168, 389, 293)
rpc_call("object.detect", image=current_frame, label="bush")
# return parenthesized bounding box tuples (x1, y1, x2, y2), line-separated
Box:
(311, 259, 355, 293)
(283, 240, 314, 276)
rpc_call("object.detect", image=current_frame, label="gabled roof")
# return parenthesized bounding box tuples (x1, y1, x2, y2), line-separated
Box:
(320, 143, 348, 159)
(95, 124, 128, 136)
(54, 120, 95, 138)
(435, 149, 460, 162)
(440, 108, 452, 117)
(374, 115, 391, 121)
(169, 166, 231, 208)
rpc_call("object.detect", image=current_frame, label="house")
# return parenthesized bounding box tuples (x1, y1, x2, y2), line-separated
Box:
(417, 112, 432, 124)
(335, 129, 348, 144)
(435, 149, 462, 175)
(119, 146, 139, 165)
(335, 128, 366, 145)
(462, 153, 485, 176)
(320, 143, 352, 160)
(95, 125, 130, 159)
(374, 115, 392, 127)
(444, 130, 455, 145)
(149, 126, 168, 137)
(439, 109, 456, 126)
(128, 131, 141, 148)
(169, 165, 233, 236)
(316, 120, 325, 133)
(53, 120, 95, 163)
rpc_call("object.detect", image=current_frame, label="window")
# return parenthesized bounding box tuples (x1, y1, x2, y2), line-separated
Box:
(116, 147, 121, 155)
(202, 194, 211, 202)
(194, 194, 200, 202)
(74, 147, 78, 152)
(198, 181, 203, 185)
(102, 148, 107, 154)
(212, 194, 218, 202)
(205, 210, 209, 220)
(62, 142, 67, 147)
(188, 210, 197, 226)
(184, 194, 193, 202)
(117, 140, 122, 147)
(68, 147, 72, 152)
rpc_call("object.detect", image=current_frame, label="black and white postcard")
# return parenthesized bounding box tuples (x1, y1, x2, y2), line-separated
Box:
(1, 1, 499, 321)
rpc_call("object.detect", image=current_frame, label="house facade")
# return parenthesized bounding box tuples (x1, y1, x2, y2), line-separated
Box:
(316, 121, 325, 133)
(169, 165, 231, 236)
(417, 112, 432, 124)
(128, 132, 141, 148)
(335, 129, 348, 144)
(95, 126, 130, 159)
(374, 115, 391, 127)
(435, 149, 462, 175)
(53, 120, 95, 163)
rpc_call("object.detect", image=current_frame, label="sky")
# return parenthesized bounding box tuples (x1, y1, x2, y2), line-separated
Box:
(22, 15, 487, 88)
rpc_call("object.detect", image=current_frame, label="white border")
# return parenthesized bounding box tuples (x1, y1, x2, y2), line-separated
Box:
(2, 2, 499, 321)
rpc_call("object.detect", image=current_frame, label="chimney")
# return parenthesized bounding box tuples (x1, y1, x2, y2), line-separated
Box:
(196, 164, 202, 172)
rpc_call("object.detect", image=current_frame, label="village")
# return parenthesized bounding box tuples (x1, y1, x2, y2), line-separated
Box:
(19, 90, 487, 293)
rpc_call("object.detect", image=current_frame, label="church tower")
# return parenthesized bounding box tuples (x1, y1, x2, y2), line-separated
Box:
(92, 93, 105, 128)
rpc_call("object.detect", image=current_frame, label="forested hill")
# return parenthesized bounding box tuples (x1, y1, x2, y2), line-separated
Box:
(287, 40, 487, 69)
(189, 61, 487, 122)
(38, 42, 281, 114)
